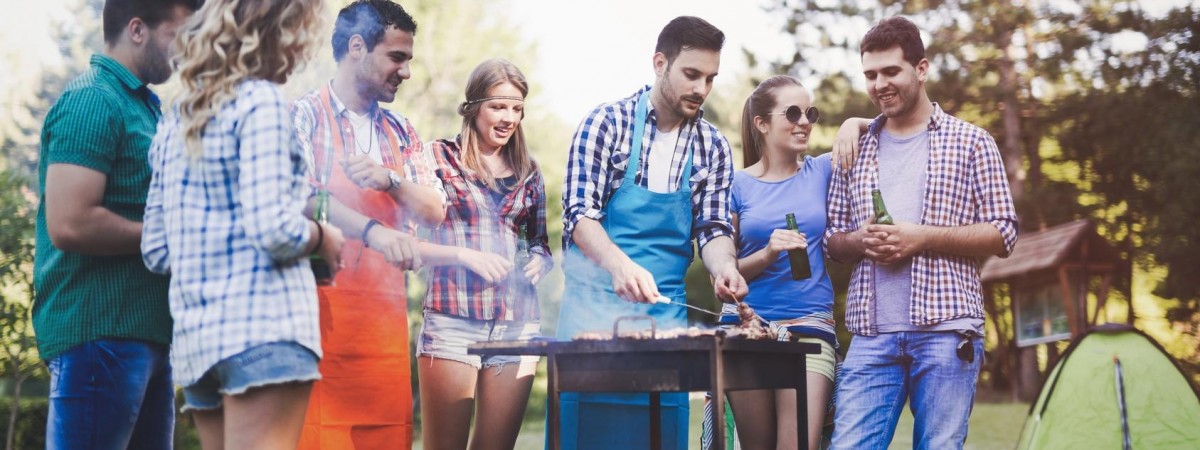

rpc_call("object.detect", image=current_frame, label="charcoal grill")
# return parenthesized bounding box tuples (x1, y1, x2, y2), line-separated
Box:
(468, 316, 819, 450)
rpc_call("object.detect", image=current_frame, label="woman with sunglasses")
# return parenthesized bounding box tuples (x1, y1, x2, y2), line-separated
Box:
(721, 75, 841, 450)
(413, 58, 553, 450)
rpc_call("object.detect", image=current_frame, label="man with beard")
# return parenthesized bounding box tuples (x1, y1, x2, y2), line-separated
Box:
(33, 0, 199, 448)
(291, 1, 445, 448)
(557, 15, 747, 450)
(824, 16, 1018, 450)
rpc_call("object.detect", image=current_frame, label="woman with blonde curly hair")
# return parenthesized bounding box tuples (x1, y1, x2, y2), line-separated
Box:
(140, 0, 341, 448)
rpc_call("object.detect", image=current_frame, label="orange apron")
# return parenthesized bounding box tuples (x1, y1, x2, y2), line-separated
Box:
(298, 88, 412, 449)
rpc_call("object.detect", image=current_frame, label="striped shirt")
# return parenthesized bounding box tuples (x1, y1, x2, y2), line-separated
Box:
(424, 138, 552, 321)
(824, 103, 1018, 336)
(33, 54, 172, 360)
(142, 80, 321, 385)
(562, 86, 735, 250)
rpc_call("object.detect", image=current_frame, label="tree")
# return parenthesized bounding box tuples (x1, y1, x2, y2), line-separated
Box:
(761, 0, 1200, 394)
(1051, 6, 1200, 378)
(0, 170, 39, 450)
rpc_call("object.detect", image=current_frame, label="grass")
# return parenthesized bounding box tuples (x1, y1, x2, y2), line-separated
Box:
(414, 394, 1030, 449)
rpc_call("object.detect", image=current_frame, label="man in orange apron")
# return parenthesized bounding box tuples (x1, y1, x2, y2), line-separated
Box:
(291, 2, 445, 448)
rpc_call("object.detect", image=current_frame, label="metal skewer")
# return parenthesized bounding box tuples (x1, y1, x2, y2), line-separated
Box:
(653, 295, 722, 317)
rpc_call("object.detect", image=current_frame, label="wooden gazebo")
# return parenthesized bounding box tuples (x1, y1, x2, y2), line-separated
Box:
(980, 219, 1124, 399)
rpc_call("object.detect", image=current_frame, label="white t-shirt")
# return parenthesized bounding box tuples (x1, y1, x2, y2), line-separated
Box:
(646, 126, 680, 193)
(346, 110, 382, 164)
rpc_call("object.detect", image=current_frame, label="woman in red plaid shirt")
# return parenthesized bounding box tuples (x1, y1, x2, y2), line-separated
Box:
(415, 58, 553, 450)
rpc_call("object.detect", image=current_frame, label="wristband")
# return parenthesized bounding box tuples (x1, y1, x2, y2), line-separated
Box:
(310, 218, 325, 255)
(362, 219, 382, 248)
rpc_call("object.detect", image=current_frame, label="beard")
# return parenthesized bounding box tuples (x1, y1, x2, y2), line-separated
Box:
(660, 78, 704, 120)
(874, 82, 921, 119)
(139, 35, 173, 85)
(355, 59, 401, 104)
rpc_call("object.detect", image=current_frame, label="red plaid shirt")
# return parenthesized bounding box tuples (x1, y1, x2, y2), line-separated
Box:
(292, 82, 444, 203)
(824, 103, 1018, 335)
(424, 138, 552, 321)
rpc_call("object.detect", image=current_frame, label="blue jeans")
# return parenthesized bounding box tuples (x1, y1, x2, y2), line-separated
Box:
(45, 339, 174, 450)
(830, 331, 983, 450)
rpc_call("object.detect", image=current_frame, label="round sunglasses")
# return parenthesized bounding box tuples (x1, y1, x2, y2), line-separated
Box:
(767, 105, 820, 124)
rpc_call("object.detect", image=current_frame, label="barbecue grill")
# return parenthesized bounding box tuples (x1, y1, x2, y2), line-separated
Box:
(468, 316, 819, 450)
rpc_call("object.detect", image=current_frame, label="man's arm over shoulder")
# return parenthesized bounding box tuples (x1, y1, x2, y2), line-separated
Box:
(43, 88, 142, 255)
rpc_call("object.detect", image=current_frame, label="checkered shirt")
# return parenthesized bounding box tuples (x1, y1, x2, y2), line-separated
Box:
(824, 103, 1018, 336)
(561, 85, 735, 250)
(292, 81, 444, 202)
(424, 138, 553, 321)
(142, 80, 321, 385)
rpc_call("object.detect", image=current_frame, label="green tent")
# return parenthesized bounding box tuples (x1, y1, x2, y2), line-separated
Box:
(1017, 324, 1200, 449)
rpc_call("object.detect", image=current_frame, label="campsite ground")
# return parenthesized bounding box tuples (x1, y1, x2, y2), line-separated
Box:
(414, 390, 1030, 449)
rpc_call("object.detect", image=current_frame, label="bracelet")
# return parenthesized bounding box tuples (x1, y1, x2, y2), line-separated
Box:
(309, 218, 325, 254)
(362, 219, 382, 248)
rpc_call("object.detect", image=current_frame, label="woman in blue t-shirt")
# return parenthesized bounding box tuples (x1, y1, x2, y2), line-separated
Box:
(725, 75, 837, 450)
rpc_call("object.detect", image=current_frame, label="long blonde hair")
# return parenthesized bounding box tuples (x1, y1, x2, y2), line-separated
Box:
(456, 59, 535, 190)
(174, 0, 326, 156)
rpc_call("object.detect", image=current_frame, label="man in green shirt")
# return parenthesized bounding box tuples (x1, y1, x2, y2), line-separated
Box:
(34, 0, 198, 448)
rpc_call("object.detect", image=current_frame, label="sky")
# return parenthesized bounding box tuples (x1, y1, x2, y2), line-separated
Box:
(507, 0, 797, 122)
(2, 0, 1195, 125)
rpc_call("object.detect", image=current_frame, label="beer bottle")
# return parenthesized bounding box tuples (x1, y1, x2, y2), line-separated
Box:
(872, 189, 894, 225)
(513, 223, 532, 284)
(785, 213, 811, 280)
(310, 189, 334, 285)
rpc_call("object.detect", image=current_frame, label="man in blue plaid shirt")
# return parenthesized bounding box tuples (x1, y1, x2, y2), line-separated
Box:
(825, 17, 1018, 450)
(556, 16, 747, 450)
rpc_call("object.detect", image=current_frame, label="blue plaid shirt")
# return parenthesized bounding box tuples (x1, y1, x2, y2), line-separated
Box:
(824, 103, 1018, 336)
(562, 86, 734, 250)
(142, 80, 321, 385)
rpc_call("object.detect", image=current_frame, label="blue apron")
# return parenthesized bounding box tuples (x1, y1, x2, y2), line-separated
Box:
(554, 91, 693, 450)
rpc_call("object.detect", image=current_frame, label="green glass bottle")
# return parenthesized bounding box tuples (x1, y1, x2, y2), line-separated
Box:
(785, 213, 811, 280)
(310, 189, 333, 285)
(513, 223, 532, 284)
(872, 189, 894, 225)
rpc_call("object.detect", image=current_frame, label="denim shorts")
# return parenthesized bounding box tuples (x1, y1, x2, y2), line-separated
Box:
(417, 310, 540, 369)
(181, 341, 320, 412)
(792, 336, 837, 383)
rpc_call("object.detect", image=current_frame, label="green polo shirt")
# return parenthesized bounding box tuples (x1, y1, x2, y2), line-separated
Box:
(33, 54, 172, 360)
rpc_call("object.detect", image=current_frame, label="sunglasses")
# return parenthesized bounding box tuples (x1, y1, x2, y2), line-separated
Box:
(955, 331, 975, 364)
(768, 105, 820, 124)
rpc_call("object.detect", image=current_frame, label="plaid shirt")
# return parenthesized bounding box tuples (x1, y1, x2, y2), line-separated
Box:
(292, 82, 444, 203)
(34, 54, 172, 360)
(142, 80, 321, 385)
(562, 86, 734, 250)
(424, 138, 553, 321)
(824, 103, 1018, 336)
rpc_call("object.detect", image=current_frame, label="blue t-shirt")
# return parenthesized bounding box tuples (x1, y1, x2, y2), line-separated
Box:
(730, 153, 835, 327)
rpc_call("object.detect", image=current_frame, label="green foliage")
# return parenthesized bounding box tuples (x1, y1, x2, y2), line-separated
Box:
(761, 0, 1200, 382)
(0, 169, 40, 450)
(0, 397, 46, 450)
